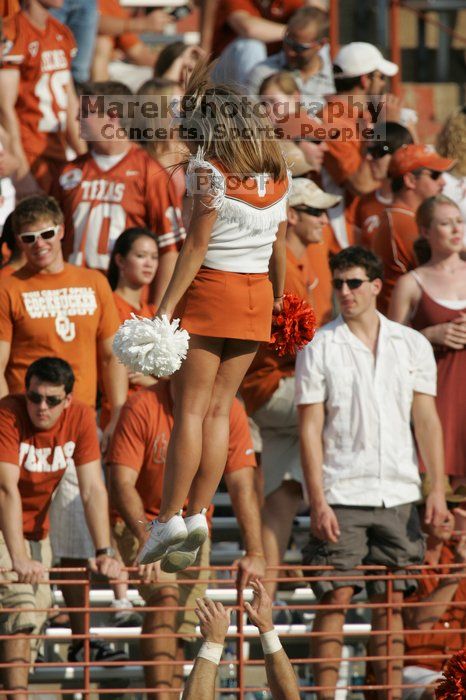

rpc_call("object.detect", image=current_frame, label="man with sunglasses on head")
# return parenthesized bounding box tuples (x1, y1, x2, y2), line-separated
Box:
(0, 194, 127, 447)
(295, 245, 447, 700)
(0, 356, 121, 700)
(356, 121, 414, 249)
(248, 7, 334, 102)
(240, 178, 341, 601)
(373, 143, 455, 314)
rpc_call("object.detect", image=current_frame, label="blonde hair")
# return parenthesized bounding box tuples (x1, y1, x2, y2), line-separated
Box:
(180, 60, 288, 181)
(259, 71, 300, 97)
(136, 78, 181, 160)
(414, 194, 461, 264)
(416, 194, 460, 231)
(436, 108, 466, 177)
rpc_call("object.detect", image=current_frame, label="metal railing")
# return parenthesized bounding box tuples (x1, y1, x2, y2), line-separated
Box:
(0, 562, 463, 698)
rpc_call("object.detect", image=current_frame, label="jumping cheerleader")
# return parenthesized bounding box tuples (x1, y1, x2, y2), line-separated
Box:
(138, 62, 290, 572)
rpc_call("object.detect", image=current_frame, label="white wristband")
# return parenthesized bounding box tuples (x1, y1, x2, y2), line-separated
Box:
(260, 629, 282, 655)
(197, 641, 224, 665)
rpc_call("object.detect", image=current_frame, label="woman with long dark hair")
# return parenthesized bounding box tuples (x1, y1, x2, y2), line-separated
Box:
(102, 227, 158, 427)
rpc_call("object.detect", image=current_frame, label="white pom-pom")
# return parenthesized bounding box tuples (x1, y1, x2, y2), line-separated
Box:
(113, 314, 190, 377)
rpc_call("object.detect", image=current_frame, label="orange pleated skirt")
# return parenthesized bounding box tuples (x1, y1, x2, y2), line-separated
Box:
(175, 266, 273, 341)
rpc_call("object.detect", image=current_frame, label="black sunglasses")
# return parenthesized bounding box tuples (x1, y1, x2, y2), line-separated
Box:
(293, 206, 326, 217)
(424, 170, 443, 180)
(332, 278, 371, 290)
(367, 143, 393, 160)
(26, 391, 67, 408)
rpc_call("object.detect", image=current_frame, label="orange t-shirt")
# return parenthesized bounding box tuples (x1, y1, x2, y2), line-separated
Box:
(212, 0, 302, 57)
(240, 246, 315, 415)
(55, 146, 186, 272)
(99, 292, 155, 428)
(0, 263, 16, 277)
(107, 384, 256, 524)
(372, 204, 418, 315)
(0, 263, 120, 407)
(404, 544, 466, 672)
(307, 230, 333, 328)
(98, 0, 139, 53)
(0, 395, 100, 540)
(1, 0, 19, 18)
(320, 99, 369, 250)
(355, 189, 393, 249)
(0, 11, 76, 163)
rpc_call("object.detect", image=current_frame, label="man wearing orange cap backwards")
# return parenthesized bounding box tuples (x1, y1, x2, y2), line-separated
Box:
(373, 144, 455, 314)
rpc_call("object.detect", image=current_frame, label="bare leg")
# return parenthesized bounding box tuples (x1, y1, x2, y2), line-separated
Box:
(261, 481, 303, 599)
(142, 587, 179, 700)
(159, 335, 223, 520)
(187, 338, 259, 514)
(370, 591, 404, 700)
(311, 586, 354, 700)
(0, 637, 30, 700)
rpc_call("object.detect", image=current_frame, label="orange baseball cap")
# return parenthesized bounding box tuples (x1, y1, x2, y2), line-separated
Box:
(388, 144, 455, 178)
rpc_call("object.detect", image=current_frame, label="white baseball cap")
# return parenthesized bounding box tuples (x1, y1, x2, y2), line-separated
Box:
(289, 178, 341, 209)
(333, 42, 399, 79)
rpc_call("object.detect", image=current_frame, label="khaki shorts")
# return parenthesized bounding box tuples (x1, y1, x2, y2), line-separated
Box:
(0, 534, 52, 639)
(252, 376, 303, 497)
(302, 503, 426, 600)
(113, 522, 210, 640)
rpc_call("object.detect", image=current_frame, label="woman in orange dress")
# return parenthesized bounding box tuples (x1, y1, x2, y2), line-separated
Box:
(101, 227, 158, 427)
(138, 62, 290, 571)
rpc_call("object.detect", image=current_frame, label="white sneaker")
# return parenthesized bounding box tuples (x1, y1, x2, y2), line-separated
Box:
(183, 508, 209, 551)
(160, 509, 208, 573)
(137, 513, 187, 565)
(161, 547, 199, 574)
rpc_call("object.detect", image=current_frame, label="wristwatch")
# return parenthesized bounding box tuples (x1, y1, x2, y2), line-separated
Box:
(95, 547, 116, 558)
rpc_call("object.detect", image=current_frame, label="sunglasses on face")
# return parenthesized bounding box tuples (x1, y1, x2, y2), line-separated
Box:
(332, 278, 371, 290)
(294, 206, 326, 217)
(26, 390, 67, 408)
(420, 170, 442, 181)
(284, 35, 322, 53)
(367, 143, 393, 160)
(18, 225, 60, 246)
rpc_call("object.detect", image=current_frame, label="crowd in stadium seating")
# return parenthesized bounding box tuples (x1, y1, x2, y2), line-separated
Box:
(0, 0, 465, 699)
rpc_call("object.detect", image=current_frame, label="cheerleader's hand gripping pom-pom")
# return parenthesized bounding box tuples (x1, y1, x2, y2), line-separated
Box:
(269, 293, 317, 357)
(113, 314, 190, 377)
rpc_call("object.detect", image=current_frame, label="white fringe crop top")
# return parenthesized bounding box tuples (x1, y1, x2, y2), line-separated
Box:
(186, 148, 291, 274)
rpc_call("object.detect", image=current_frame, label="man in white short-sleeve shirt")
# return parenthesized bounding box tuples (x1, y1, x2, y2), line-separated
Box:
(295, 246, 447, 700)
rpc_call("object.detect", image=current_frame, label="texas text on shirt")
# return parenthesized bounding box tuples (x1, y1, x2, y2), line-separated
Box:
(0, 394, 100, 541)
(0, 11, 76, 166)
(107, 383, 257, 526)
(55, 145, 186, 271)
(295, 313, 437, 506)
(0, 264, 120, 406)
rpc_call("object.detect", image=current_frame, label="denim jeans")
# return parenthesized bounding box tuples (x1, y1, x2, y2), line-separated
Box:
(50, 0, 98, 83)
